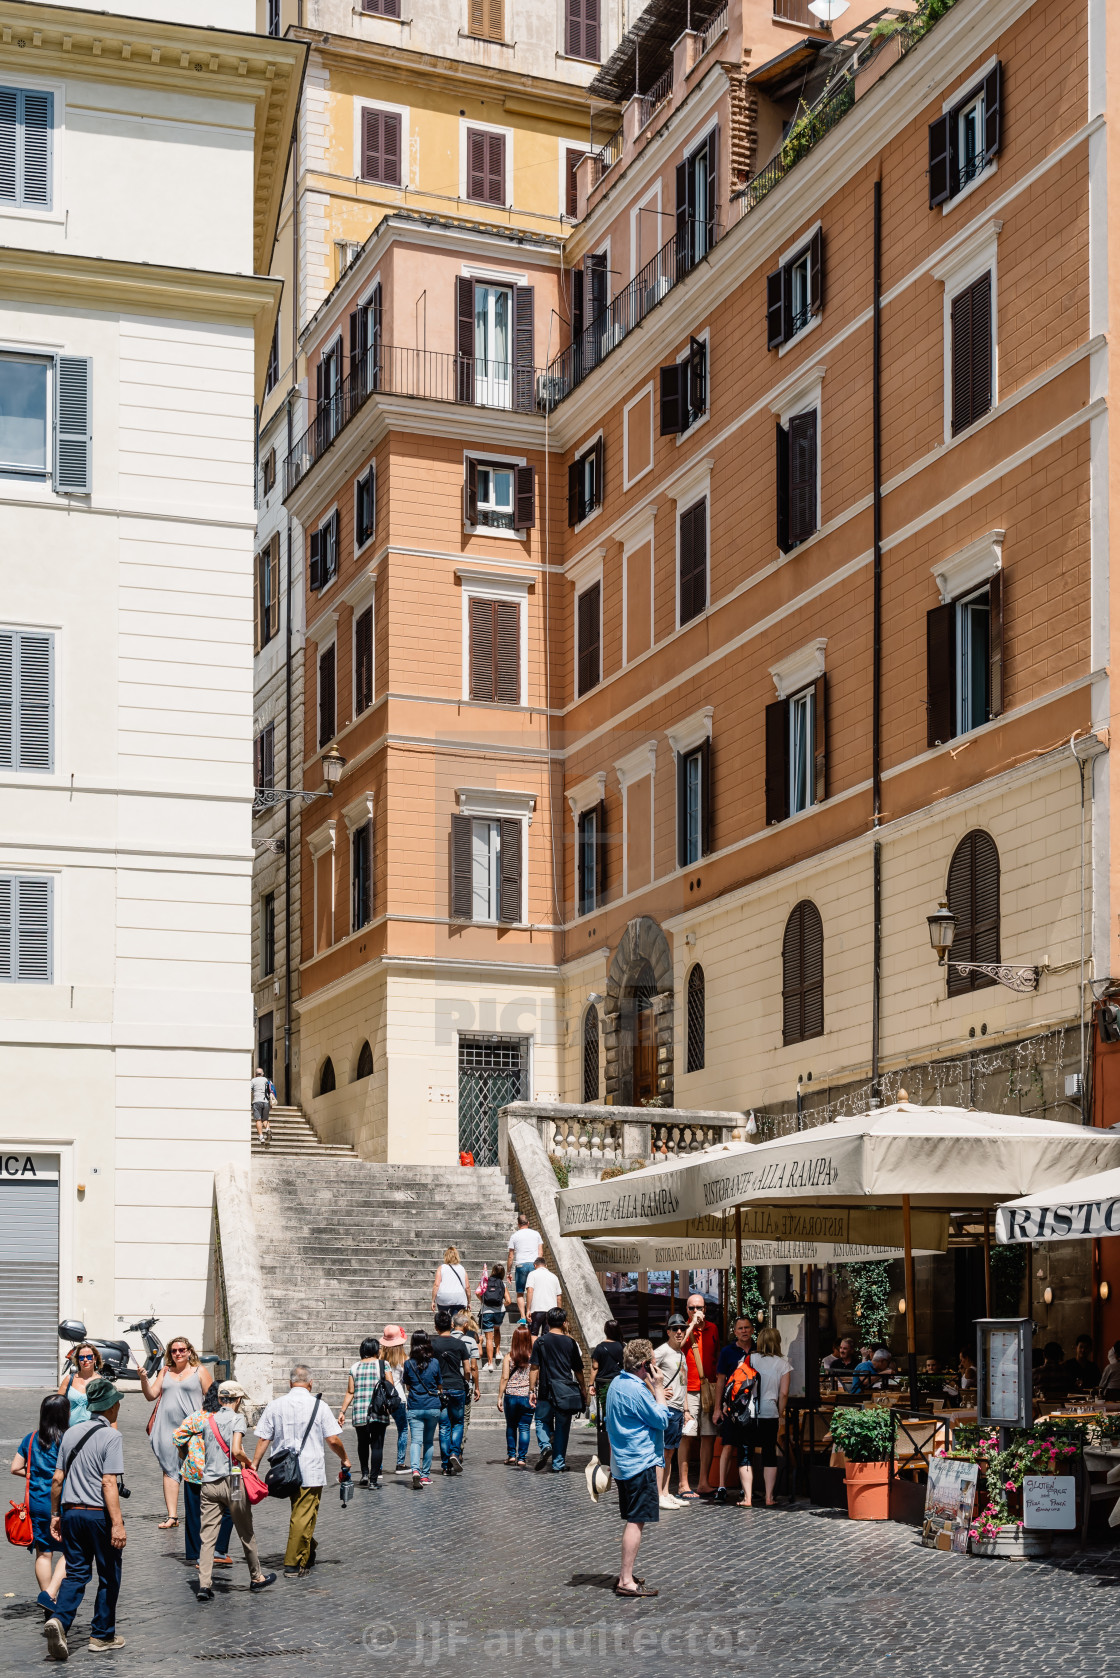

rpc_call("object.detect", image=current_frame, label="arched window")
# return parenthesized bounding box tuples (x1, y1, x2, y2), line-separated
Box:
(318, 1056, 335, 1095)
(946, 829, 1000, 996)
(686, 964, 705, 1072)
(782, 901, 824, 1046)
(355, 1040, 373, 1081)
(582, 1006, 599, 1103)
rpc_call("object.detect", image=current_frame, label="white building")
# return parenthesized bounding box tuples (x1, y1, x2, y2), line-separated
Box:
(0, 1, 303, 1384)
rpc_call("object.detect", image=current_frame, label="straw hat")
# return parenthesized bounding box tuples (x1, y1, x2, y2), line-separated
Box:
(585, 1456, 612, 1503)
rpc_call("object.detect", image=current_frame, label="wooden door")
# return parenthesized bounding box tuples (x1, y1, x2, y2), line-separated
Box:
(634, 992, 657, 1103)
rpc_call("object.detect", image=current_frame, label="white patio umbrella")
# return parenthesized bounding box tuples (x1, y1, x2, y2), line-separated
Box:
(584, 1235, 941, 1269)
(995, 1166, 1120, 1244)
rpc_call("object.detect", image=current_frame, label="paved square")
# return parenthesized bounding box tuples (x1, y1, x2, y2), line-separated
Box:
(4, 1388, 1120, 1677)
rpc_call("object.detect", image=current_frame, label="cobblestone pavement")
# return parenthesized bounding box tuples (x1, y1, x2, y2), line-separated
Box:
(4, 1387, 1120, 1677)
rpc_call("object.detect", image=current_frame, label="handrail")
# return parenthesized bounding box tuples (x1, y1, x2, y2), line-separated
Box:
(592, 123, 624, 180)
(737, 75, 856, 216)
(698, 1, 729, 56)
(284, 343, 545, 493)
(638, 65, 674, 130)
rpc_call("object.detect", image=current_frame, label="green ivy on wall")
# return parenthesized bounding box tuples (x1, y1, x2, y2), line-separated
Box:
(990, 1243, 1026, 1316)
(733, 1266, 765, 1324)
(841, 1259, 892, 1345)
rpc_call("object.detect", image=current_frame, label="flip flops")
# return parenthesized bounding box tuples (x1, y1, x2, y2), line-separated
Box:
(614, 1582, 658, 1598)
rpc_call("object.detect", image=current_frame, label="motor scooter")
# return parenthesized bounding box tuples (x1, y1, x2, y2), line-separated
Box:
(59, 1316, 165, 1384)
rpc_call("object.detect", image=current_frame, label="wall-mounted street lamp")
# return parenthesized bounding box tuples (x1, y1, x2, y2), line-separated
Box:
(253, 745, 347, 815)
(926, 897, 1040, 993)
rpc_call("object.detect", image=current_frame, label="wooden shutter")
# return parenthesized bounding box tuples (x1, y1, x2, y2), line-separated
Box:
(318, 644, 336, 746)
(688, 335, 707, 417)
(495, 600, 520, 702)
(465, 457, 479, 525)
(499, 817, 522, 923)
(704, 127, 717, 248)
(983, 62, 1002, 159)
(370, 282, 383, 389)
(567, 461, 580, 527)
(969, 273, 992, 426)
(382, 112, 402, 186)
(928, 113, 951, 207)
(55, 355, 92, 494)
(577, 582, 600, 695)
(571, 267, 584, 347)
(676, 751, 688, 868)
(329, 509, 340, 583)
(775, 422, 791, 553)
(765, 698, 790, 826)
(566, 148, 580, 217)
(566, 0, 583, 59)
(308, 529, 321, 592)
(468, 129, 485, 200)
(361, 107, 381, 182)
(355, 604, 374, 712)
(595, 798, 608, 902)
(808, 227, 824, 315)
(485, 132, 506, 204)
(950, 285, 972, 434)
(766, 269, 784, 349)
(0, 632, 52, 773)
(699, 735, 712, 855)
(679, 500, 706, 625)
(926, 601, 955, 747)
(268, 534, 280, 641)
(988, 571, 1003, 719)
(947, 829, 1000, 995)
(451, 814, 474, 919)
(813, 674, 827, 805)
(660, 363, 683, 435)
(15, 876, 51, 983)
(0, 634, 12, 770)
(788, 409, 817, 545)
(469, 598, 494, 701)
(781, 903, 803, 1044)
(513, 464, 535, 531)
(801, 902, 824, 1039)
(0, 875, 10, 978)
(583, 0, 600, 61)
(514, 285, 534, 412)
(456, 275, 474, 402)
(675, 160, 688, 259)
(592, 435, 604, 509)
(253, 551, 261, 654)
(0, 88, 17, 203)
(21, 91, 51, 208)
(586, 251, 608, 324)
(470, 0, 484, 34)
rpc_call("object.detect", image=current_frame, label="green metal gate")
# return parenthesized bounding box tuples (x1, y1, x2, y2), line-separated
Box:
(458, 1036, 527, 1165)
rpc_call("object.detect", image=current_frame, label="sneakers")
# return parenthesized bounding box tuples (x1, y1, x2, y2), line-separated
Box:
(89, 1635, 126, 1652)
(534, 1447, 553, 1472)
(282, 1565, 303, 1577)
(44, 1618, 68, 1662)
(420, 1474, 432, 1484)
(659, 1493, 686, 1509)
(358, 1475, 370, 1487)
(395, 1462, 410, 1473)
(412, 1470, 423, 1489)
(448, 1456, 463, 1476)
(195, 1587, 214, 1602)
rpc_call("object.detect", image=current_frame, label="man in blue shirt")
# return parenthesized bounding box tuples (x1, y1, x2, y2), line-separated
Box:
(604, 1339, 671, 1599)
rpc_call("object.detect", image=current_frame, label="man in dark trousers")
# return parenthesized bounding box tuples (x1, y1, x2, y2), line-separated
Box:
(44, 1376, 127, 1661)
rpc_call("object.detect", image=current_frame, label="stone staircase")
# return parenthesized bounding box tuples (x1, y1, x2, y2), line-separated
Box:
(250, 1157, 519, 1399)
(251, 1104, 355, 1158)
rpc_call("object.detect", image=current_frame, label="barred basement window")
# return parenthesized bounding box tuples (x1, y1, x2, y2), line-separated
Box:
(781, 900, 823, 1046)
(582, 1005, 599, 1102)
(355, 1039, 374, 1080)
(318, 1056, 336, 1095)
(946, 829, 1000, 996)
(686, 964, 705, 1072)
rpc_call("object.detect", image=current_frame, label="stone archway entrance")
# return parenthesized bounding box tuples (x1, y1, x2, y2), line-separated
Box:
(603, 917, 674, 1107)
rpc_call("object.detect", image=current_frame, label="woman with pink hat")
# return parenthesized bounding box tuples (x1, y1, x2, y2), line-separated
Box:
(379, 1326, 410, 1475)
(339, 1327, 406, 1487)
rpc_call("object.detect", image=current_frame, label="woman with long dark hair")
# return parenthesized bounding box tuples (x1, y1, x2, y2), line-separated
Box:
(402, 1328, 442, 1488)
(339, 1335, 394, 1487)
(496, 1323, 534, 1466)
(9, 1392, 70, 1611)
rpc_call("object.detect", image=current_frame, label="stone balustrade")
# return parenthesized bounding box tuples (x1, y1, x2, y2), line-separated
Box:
(498, 1102, 746, 1180)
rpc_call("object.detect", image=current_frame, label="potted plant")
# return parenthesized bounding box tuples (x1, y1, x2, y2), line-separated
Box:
(961, 1428, 1082, 1557)
(829, 1407, 895, 1521)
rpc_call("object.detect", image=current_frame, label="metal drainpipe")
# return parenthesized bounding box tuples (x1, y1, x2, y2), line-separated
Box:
(870, 177, 883, 1106)
(283, 126, 299, 1108)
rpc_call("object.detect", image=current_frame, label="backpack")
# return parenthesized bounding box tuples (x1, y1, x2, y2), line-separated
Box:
(723, 1356, 760, 1426)
(483, 1273, 506, 1308)
(365, 1361, 396, 1426)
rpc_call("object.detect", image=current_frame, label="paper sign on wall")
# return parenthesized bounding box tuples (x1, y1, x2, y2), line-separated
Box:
(1022, 1476, 1076, 1530)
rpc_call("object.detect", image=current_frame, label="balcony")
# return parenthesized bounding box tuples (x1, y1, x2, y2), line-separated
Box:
(284, 344, 545, 494)
(773, 0, 830, 27)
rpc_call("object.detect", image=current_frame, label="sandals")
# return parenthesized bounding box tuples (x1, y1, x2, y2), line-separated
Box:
(615, 1582, 658, 1598)
(158, 1517, 179, 1529)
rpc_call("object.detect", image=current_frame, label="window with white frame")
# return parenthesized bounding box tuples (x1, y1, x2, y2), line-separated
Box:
(929, 64, 1002, 209)
(0, 629, 53, 772)
(766, 229, 823, 350)
(0, 86, 53, 210)
(355, 463, 375, 549)
(354, 603, 374, 716)
(765, 644, 827, 825)
(309, 509, 339, 592)
(351, 820, 372, 931)
(0, 351, 91, 494)
(0, 874, 52, 982)
(450, 813, 523, 923)
(464, 458, 535, 533)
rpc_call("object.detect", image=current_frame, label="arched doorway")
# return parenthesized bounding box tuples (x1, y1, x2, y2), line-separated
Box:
(603, 917, 674, 1107)
(621, 959, 659, 1106)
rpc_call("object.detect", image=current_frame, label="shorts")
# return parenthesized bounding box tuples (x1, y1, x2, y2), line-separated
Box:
(252, 1101, 270, 1123)
(480, 1308, 504, 1331)
(529, 1311, 547, 1337)
(719, 1415, 780, 1466)
(682, 1391, 715, 1437)
(616, 1465, 659, 1525)
(663, 1409, 684, 1452)
(514, 1263, 533, 1296)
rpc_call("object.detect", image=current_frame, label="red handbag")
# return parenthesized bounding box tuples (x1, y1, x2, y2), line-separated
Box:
(6, 1454, 34, 1548)
(208, 1414, 268, 1506)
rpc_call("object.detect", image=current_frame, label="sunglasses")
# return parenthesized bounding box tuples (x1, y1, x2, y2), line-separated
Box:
(170, 1346, 189, 1357)
(77, 1354, 95, 1364)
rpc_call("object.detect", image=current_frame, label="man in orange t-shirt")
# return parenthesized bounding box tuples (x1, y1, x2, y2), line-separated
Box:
(677, 1293, 719, 1496)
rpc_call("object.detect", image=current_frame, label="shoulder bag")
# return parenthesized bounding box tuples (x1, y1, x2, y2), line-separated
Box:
(5, 1442, 33, 1548)
(264, 1395, 322, 1498)
(208, 1414, 268, 1506)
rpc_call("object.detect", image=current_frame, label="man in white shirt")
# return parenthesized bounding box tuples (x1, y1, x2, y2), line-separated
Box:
(524, 1256, 562, 1336)
(507, 1213, 544, 1317)
(252, 1365, 350, 1577)
(652, 1315, 689, 1509)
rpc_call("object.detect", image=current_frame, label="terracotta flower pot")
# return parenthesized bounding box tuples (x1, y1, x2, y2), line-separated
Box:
(844, 1458, 891, 1520)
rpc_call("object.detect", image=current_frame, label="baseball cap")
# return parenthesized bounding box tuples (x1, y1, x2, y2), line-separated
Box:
(666, 1313, 688, 1329)
(218, 1381, 249, 1400)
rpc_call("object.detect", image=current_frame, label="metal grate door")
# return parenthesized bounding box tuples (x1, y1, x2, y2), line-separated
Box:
(0, 1179, 59, 1386)
(458, 1036, 527, 1165)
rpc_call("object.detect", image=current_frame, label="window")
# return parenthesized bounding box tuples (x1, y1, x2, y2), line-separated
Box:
(318, 644, 336, 747)
(766, 228, 823, 349)
(308, 509, 339, 592)
(468, 0, 504, 40)
(678, 498, 707, 627)
(451, 814, 522, 923)
(576, 582, 601, 696)
(350, 283, 382, 399)
(582, 1005, 599, 1102)
(267, 0, 281, 34)
(254, 723, 275, 793)
(314, 338, 342, 451)
(355, 464, 376, 549)
(351, 821, 372, 931)
(686, 964, 705, 1073)
(0, 86, 53, 209)
(261, 892, 275, 977)
(949, 272, 992, 435)
(566, 0, 600, 62)
(0, 630, 52, 772)
(264, 323, 280, 395)
(675, 739, 711, 867)
(0, 352, 91, 494)
(929, 64, 1001, 208)
(565, 148, 583, 218)
(261, 448, 276, 498)
(465, 459, 535, 531)
(659, 337, 707, 436)
(568, 437, 603, 526)
(577, 800, 607, 915)
(0, 875, 52, 983)
(257, 1011, 274, 1084)
(468, 597, 520, 703)
(776, 407, 817, 551)
(926, 576, 1002, 747)
(765, 676, 826, 824)
(361, 108, 402, 187)
(356, 1039, 374, 1079)
(945, 830, 1000, 996)
(675, 129, 717, 273)
(455, 277, 535, 411)
(354, 604, 374, 715)
(255, 534, 279, 652)
(362, 0, 401, 13)
(466, 129, 506, 205)
(782, 900, 823, 1045)
(318, 1056, 336, 1095)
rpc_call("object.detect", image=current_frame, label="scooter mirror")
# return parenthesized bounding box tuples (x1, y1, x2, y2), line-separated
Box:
(58, 1319, 87, 1342)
